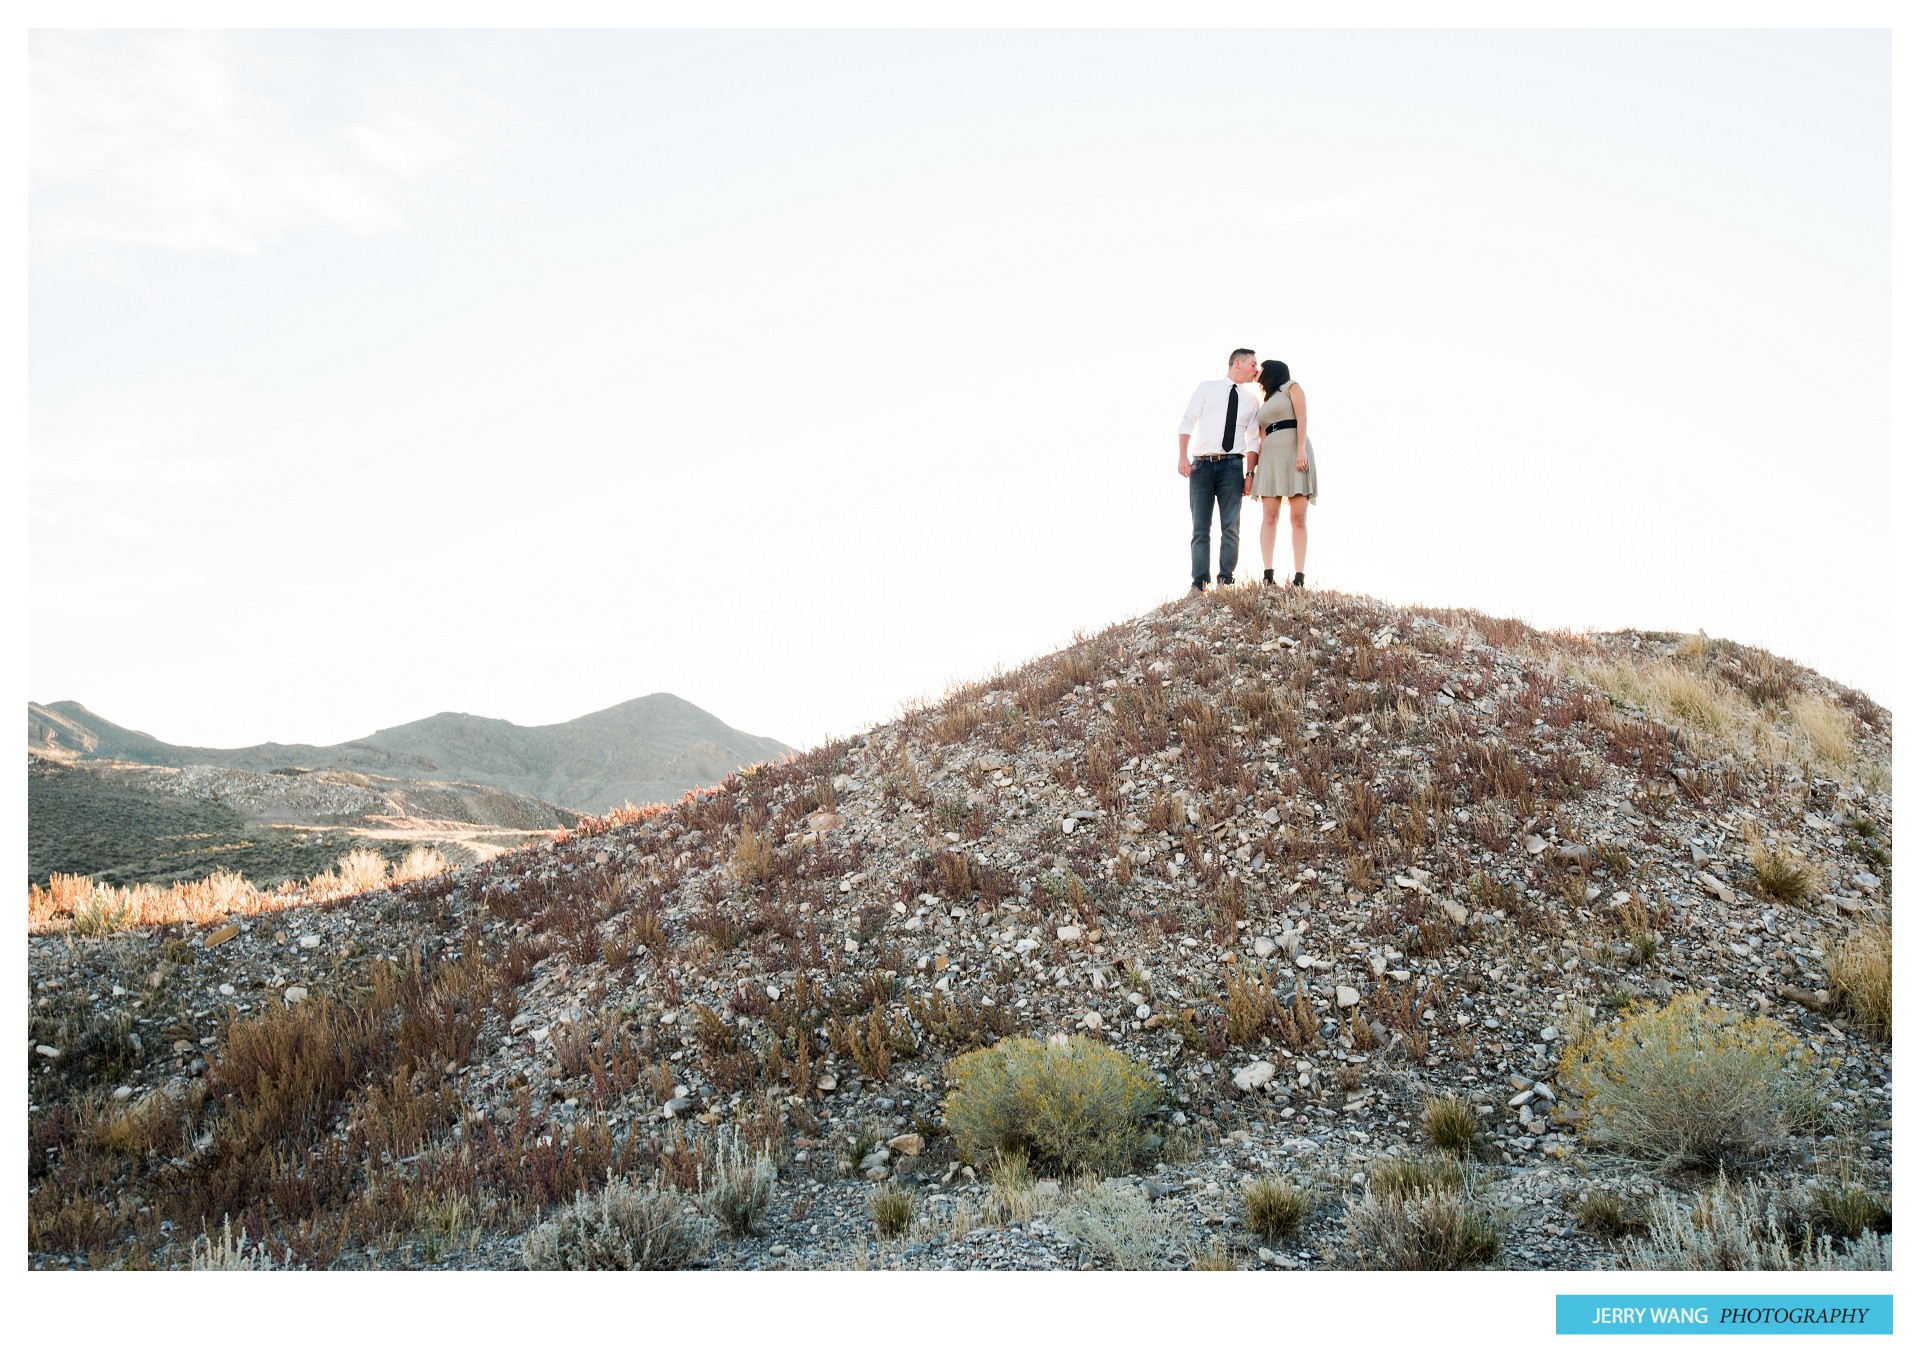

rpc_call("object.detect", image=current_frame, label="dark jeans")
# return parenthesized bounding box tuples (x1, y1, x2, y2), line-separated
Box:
(1189, 454, 1243, 586)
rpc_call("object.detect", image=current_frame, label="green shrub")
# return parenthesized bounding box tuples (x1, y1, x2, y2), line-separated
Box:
(524, 1178, 712, 1270)
(1558, 992, 1819, 1170)
(942, 1035, 1161, 1177)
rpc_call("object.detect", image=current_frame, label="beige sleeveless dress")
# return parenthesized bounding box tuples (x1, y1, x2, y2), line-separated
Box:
(1250, 382, 1317, 502)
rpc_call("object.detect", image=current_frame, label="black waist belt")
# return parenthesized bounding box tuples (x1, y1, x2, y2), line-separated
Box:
(1264, 419, 1298, 433)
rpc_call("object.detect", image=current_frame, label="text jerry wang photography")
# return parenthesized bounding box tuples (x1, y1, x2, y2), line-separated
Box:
(21, 15, 1895, 1344)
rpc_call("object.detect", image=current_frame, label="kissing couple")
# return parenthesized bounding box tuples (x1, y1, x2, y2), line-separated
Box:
(1177, 347, 1318, 593)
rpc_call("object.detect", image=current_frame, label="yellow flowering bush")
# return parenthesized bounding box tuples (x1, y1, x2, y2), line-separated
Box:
(1558, 992, 1819, 1170)
(943, 1035, 1162, 1177)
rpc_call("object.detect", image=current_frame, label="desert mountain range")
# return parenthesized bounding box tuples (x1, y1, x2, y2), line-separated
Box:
(29, 694, 792, 817)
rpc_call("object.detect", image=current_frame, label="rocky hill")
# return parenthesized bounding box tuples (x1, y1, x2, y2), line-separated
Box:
(29, 693, 792, 816)
(26, 587, 1891, 1272)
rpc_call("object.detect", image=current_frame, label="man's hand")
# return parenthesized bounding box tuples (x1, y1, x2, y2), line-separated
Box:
(1178, 456, 1192, 478)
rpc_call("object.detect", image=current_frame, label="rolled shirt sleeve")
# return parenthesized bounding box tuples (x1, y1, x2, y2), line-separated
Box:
(1178, 382, 1209, 435)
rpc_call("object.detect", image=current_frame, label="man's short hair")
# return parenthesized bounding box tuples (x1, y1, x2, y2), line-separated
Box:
(1229, 348, 1256, 365)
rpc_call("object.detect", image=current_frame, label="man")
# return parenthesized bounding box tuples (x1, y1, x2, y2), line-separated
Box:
(1177, 348, 1261, 593)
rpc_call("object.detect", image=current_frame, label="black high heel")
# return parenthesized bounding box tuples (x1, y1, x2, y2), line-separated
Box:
(1290, 572, 1305, 588)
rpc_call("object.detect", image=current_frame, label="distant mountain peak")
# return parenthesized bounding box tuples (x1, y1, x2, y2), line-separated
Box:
(26, 695, 792, 814)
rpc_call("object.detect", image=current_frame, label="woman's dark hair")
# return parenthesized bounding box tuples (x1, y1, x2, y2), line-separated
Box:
(1258, 360, 1291, 398)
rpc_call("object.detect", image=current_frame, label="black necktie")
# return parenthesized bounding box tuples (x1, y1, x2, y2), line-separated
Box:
(1222, 385, 1238, 452)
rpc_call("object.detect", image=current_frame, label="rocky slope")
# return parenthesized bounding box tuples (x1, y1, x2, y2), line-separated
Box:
(30, 693, 791, 815)
(26, 587, 1892, 1271)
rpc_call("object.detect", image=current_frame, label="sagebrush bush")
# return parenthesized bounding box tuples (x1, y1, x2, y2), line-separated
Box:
(1825, 923, 1891, 1041)
(1622, 1174, 1888, 1271)
(704, 1127, 776, 1237)
(1558, 993, 1819, 1170)
(1242, 1172, 1310, 1240)
(1422, 1095, 1478, 1156)
(1341, 1185, 1503, 1270)
(190, 1216, 289, 1270)
(1060, 1179, 1185, 1269)
(943, 1035, 1161, 1177)
(524, 1178, 712, 1270)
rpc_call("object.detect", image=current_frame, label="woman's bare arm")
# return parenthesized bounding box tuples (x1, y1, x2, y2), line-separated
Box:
(1289, 383, 1307, 472)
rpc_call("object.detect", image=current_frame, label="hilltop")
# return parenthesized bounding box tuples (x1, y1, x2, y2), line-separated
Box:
(29, 693, 792, 817)
(27, 587, 1891, 1272)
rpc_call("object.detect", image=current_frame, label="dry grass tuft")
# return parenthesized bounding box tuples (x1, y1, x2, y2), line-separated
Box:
(1368, 1153, 1467, 1198)
(1242, 1172, 1311, 1240)
(1341, 1183, 1502, 1270)
(335, 848, 392, 894)
(727, 828, 776, 888)
(1789, 694, 1855, 768)
(28, 852, 421, 934)
(1572, 1189, 1642, 1239)
(1188, 1240, 1239, 1270)
(1747, 840, 1815, 906)
(1421, 1095, 1478, 1156)
(1824, 923, 1891, 1041)
(1809, 1181, 1891, 1240)
(869, 1183, 915, 1238)
(392, 846, 450, 882)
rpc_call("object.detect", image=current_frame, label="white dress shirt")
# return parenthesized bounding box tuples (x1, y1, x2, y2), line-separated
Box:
(1179, 379, 1261, 457)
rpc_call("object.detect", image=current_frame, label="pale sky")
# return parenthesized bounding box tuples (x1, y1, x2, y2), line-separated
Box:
(28, 28, 1892, 752)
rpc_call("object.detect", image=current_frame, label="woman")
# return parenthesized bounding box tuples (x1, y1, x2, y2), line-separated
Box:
(1246, 358, 1317, 587)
